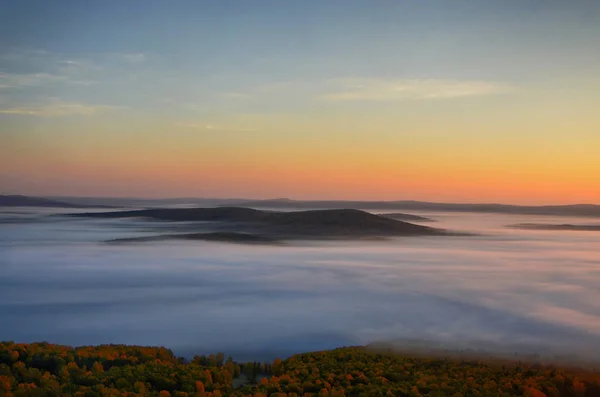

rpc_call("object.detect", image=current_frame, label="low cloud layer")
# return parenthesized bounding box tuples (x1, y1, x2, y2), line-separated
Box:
(1, 210, 599, 362)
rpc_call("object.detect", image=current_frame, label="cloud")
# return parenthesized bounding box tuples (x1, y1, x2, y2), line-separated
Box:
(2, 216, 600, 363)
(0, 100, 122, 117)
(69, 80, 99, 86)
(0, 48, 51, 69)
(57, 58, 104, 74)
(175, 122, 256, 133)
(216, 82, 309, 101)
(321, 78, 515, 101)
(220, 92, 254, 100)
(121, 53, 146, 63)
(1, 50, 145, 91)
(530, 305, 600, 335)
(0, 71, 98, 89)
(0, 72, 66, 88)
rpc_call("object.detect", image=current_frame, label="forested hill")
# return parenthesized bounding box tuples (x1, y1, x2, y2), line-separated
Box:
(1, 342, 599, 396)
(70, 207, 448, 239)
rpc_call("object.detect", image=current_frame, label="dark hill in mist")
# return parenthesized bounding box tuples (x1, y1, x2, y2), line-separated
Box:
(263, 208, 438, 236)
(0, 195, 113, 208)
(71, 207, 452, 242)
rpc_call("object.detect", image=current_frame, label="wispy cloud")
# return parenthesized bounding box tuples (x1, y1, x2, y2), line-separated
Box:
(220, 92, 254, 100)
(175, 122, 256, 133)
(0, 100, 122, 117)
(69, 80, 99, 86)
(216, 82, 308, 102)
(0, 48, 50, 65)
(0, 72, 66, 88)
(1, 50, 147, 90)
(57, 58, 104, 74)
(321, 78, 515, 102)
(121, 53, 146, 63)
(0, 49, 155, 117)
(0, 71, 98, 89)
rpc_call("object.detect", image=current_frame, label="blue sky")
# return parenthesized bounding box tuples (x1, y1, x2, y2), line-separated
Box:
(2, 0, 599, 116)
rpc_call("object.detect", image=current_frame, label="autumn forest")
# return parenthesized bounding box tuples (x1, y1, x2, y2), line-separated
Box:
(1, 342, 599, 397)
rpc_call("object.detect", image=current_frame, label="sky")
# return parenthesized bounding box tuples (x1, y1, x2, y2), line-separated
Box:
(1, 0, 599, 204)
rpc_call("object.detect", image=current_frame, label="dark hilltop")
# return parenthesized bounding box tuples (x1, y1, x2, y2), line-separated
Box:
(70, 207, 459, 244)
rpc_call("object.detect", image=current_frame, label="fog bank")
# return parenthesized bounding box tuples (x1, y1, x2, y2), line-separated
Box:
(1, 209, 600, 362)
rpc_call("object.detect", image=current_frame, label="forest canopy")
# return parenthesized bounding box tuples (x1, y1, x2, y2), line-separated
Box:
(1, 342, 599, 397)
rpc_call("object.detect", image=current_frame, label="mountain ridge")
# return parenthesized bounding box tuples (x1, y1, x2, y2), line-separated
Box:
(0, 195, 114, 208)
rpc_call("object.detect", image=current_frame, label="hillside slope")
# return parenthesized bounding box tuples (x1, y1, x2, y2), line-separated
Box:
(71, 207, 447, 239)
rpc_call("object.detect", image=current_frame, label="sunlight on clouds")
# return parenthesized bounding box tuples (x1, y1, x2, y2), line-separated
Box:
(175, 122, 257, 133)
(530, 305, 600, 336)
(321, 78, 515, 101)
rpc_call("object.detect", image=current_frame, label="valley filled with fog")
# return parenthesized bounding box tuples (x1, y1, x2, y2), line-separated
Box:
(1, 206, 600, 363)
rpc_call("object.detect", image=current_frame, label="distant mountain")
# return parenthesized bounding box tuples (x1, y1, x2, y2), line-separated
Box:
(70, 207, 456, 243)
(44, 196, 600, 217)
(233, 199, 600, 217)
(43, 196, 247, 208)
(0, 195, 113, 208)
(509, 223, 600, 231)
(72, 206, 269, 222)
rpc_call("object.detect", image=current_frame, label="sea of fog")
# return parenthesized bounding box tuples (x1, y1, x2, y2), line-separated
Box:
(1, 207, 600, 363)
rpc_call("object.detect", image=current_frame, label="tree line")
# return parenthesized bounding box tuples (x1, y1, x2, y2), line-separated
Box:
(1, 342, 599, 396)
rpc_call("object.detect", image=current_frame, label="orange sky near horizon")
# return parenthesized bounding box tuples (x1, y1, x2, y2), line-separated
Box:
(3, 126, 599, 204)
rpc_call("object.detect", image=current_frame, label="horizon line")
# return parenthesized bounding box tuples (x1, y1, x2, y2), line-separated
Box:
(6, 194, 599, 207)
